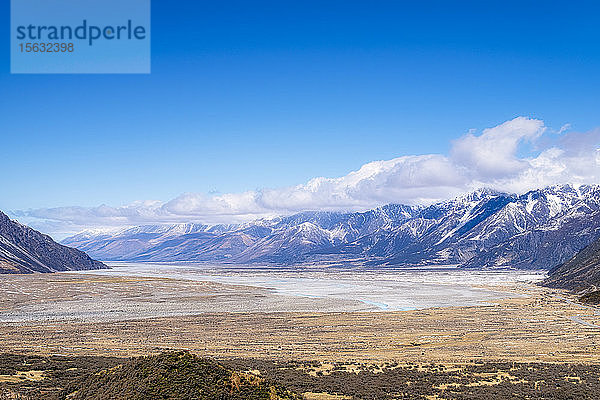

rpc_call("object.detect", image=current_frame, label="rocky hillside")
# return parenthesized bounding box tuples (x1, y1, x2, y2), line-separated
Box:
(64, 184, 600, 269)
(543, 236, 600, 291)
(0, 210, 106, 274)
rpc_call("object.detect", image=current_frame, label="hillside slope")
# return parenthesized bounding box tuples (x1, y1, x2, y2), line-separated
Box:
(68, 351, 299, 400)
(543, 236, 600, 291)
(0, 211, 106, 274)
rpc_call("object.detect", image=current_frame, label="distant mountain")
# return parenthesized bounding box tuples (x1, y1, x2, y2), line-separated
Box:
(543, 236, 600, 291)
(0, 210, 106, 274)
(63, 184, 600, 269)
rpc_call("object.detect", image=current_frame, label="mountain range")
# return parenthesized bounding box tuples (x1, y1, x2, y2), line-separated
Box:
(0, 210, 106, 274)
(63, 184, 600, 269)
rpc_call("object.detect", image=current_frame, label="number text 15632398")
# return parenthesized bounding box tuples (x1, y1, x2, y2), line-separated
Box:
(19, 42, 74, 52)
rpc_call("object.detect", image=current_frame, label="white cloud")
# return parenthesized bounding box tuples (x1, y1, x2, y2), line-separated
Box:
(451, 116, 546, 178)
(12, 117, 600, 238)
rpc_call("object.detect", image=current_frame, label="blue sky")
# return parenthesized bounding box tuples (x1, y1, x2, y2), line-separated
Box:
(1, 1, 600, 235)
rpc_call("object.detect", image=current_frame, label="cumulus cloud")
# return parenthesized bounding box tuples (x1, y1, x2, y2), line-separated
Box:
(13, 117, 600, 238)
(451, 117, 546, 178)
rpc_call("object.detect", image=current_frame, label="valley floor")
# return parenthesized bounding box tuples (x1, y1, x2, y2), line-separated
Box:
(0, 271, 599, 363)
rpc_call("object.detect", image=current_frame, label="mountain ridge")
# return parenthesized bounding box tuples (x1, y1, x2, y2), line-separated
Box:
(63, 184, 600, 269)
(0, 210, 107, 274)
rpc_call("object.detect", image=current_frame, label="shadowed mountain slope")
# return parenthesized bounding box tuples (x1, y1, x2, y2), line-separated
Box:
(543, 236, 600, 291)
(0, 210, 106, 274)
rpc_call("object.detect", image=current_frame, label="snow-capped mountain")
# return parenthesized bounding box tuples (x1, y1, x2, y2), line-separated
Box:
(62, 184, 600, 269)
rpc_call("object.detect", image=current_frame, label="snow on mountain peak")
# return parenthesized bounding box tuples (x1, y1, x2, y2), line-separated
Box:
(63, 184, 600, 269)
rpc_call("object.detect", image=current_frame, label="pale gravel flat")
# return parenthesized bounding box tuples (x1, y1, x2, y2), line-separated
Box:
(0, 264, 545, 323)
